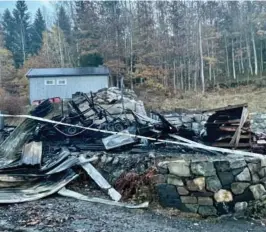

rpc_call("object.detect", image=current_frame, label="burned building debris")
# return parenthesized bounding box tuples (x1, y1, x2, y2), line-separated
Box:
(0, 87, 266, 216)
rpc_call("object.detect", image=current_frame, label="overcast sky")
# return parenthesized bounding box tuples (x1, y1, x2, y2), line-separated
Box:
(0, 0, 54, 16)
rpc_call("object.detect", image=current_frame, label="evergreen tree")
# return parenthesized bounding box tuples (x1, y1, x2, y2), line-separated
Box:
(12, 0, 31, 67)
(56, 6, 71, 43)
(1, 9, 17, 55)
(75, 1, 103, 67)
(30, 8, 46, 55)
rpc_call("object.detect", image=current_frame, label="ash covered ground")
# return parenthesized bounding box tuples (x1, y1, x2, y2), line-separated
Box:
(0, 194, 264, 232)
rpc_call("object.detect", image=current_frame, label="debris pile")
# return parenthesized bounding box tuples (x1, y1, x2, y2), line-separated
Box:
(0, 87, 266, 212)
(203, 104, 251, 149)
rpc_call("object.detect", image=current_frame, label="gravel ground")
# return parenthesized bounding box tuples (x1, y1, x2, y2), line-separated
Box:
(0, 195, 264, 232)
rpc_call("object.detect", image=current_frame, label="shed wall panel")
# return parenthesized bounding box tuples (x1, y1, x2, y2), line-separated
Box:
(29, 75, 108, 103)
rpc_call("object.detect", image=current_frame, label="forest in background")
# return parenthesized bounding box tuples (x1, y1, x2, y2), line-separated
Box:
(0, 0, 266, 101)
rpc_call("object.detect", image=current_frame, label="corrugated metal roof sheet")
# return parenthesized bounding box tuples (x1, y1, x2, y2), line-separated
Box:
(26, 66, 109, 78)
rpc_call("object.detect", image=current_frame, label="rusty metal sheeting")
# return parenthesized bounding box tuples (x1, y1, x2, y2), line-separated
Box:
(21, 141, 43, 166)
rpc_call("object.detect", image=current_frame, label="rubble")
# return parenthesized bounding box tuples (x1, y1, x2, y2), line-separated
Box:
(1, 87, 266, 216)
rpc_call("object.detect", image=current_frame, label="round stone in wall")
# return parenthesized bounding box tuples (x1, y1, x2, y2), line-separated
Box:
(214, 189, 233, 203)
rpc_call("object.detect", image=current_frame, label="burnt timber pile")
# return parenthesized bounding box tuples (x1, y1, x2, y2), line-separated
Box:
(0, 87, 266, 216)
(203, 104, 251, 149)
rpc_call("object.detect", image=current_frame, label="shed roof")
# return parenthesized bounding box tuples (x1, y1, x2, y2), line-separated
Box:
(26, 66, 109, 78)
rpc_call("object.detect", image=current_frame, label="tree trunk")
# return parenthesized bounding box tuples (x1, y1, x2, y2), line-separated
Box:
(180, 63, 184, 91)
(232, 39, 236, 80)
(261, 40, 264, 77)
(173, 60, 176, 94)
(212, 40, 216, 85)
(224, 36, 230, 79)
(129, 1, 134, 90)
(188, 59, 191, 91)
(0, 56, 2, 88)
(251, 30, 258, 76)
(199, 21, 205, 93)
(207, 40, 212, 81)
(194, 65, 197, 92)
(246, 34, 253, 76)
(57, 29, 64, 67)
(240, 35, 244, 74)
(20, 26, 26, 64)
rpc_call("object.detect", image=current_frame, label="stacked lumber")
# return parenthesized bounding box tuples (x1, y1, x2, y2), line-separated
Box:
(204, 103, 251, 149)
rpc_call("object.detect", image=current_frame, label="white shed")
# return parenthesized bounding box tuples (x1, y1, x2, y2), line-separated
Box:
(26, 66, 109, 103)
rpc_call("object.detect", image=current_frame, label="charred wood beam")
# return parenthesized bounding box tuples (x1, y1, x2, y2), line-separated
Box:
(0, 103, 61, 165)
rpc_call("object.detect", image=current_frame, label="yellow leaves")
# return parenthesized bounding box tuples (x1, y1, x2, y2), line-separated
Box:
(0, 46, 15, 82)
(134, 64, 160, 79)
(0, 48, 11, 57)
(105, 59, 126, 75)
(145, 79, 166, 92)
(203, 56, 217, 65)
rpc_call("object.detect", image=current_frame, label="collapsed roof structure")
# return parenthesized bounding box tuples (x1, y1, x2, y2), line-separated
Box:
(0, 87, 265, 209)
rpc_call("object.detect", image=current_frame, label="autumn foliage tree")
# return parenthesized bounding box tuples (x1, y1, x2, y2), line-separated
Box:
(2, 0, 266, 96)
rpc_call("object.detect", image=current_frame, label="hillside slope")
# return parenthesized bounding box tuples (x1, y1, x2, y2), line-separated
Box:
(137, 85, 266, 113)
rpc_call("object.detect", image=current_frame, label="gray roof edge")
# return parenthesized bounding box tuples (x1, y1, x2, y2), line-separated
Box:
(25, 68, 32, 77)
(26, 67, 110, 78)
(27, 73, 109, 78)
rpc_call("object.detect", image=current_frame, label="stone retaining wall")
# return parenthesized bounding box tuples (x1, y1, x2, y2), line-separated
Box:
(250, 113, 266, 133)
(89, 151, 266, 217)
(156, 156, 266, 216)
(154, 112, 266, 135)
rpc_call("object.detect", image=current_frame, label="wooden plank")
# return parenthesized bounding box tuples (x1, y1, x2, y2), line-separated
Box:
(202, 103, 248, 113)
(257, 140, 266, 145)
(206, 119, 241, 125)
(239, 134, 251, 139)
(79, 155, 122, 202)
(212, 142, 251, 148)
(219, 126, 238, 132)
(229, 107, 249, 148)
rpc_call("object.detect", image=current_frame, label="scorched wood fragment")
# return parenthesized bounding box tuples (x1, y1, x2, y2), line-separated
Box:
(204, 104, 252, 150)
(0, 102, 60, 165)
(0, 118, 37, 164)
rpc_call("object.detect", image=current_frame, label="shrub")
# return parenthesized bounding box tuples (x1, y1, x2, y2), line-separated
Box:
(0, 95, 27, 115)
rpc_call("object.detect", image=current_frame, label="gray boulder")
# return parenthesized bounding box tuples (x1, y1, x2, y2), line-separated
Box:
(191, 161, 216, 176)
(236, 168, 251, 182)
